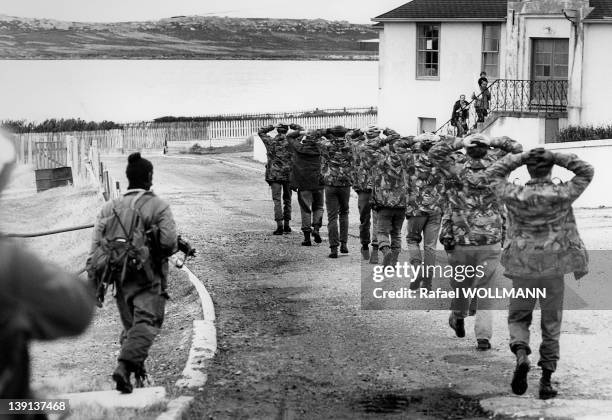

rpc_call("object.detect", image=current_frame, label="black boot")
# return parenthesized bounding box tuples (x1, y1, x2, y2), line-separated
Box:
(381, 246, 392, 267)
(539, 369, 558, 400)
(302, 232, 312, 246)
(329, 246, 338, 258)
(340, 242, 349, 254)
(448, 312, 465, 338)
(283, 220, 292, 234)
(312, 229, 322, 244)
(511, 349, 531, 395)
(361, 244, 370, 260)
(112, 361, 133, 394)
(133, 362, 147, 388)
(369, 246, 379, 264)
(273, 221, 284, 235)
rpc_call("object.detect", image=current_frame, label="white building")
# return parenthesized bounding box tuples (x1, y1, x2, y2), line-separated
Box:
(373, 0, 612, 149)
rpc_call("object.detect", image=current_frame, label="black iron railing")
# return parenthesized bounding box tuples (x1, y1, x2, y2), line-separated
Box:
(490, 79, 568, 113)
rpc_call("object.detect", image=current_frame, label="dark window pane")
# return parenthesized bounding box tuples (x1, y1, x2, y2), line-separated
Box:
(554, 65, 568, 78)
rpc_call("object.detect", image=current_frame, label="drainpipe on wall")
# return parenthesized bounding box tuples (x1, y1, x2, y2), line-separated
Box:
(566, 4, 593, 126)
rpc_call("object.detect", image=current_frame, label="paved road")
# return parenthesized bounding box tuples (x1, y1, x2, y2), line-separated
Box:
(105, 152, 612, 419)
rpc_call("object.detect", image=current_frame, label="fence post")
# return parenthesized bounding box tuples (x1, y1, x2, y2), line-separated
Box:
(102, 170, 110, 201)
(27, 135, 33, 165)
(66, 137, 73, 172)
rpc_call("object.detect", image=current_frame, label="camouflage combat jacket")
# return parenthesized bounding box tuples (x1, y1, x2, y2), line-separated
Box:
(485, 152, 594, 280)
(406, 142, 446, 216)
(258, 126, 292, 183)
(361, 134, 415, 210)
(429, 137, 522, 246)
(318, 134, 353, 187)
(349, 131, 373, 192)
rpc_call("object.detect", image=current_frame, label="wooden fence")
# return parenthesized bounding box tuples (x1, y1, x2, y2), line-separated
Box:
(10, 107, 378, 159)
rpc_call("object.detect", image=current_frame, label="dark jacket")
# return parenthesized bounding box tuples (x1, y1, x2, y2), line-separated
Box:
(286, 130, 324, 191)
(451, 100, 469, 125)
(0, 239, 94, 400)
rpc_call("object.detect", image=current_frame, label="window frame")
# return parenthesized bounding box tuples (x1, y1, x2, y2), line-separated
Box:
(416, 23, 441, 80)
(481, 23, 501, 79)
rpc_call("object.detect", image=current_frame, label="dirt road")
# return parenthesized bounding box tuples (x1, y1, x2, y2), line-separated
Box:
(103, 152, 612, 419)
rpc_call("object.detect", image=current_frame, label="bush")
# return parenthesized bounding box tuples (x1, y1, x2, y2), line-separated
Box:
(0, 118, 122, 133)
(188, 143, 208, 154)
(558, 124, 612, 143)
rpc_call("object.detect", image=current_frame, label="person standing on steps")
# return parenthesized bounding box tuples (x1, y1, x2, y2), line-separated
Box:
(405, 132, 446, 292)
(317, 126, 354, 259)
(429, 133, 523, 351)
(286, 124, 324, 246)
(258, 123, 293, 235)
(451, 94, 470, 138)
(361, 129, 415, 267)
(473, 79, 492, 127)
(348, 126, 380, 264)
(485, 148, 593, 400)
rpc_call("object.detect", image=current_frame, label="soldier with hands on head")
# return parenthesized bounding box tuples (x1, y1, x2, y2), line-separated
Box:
(485, 147, 594, 400)
(349, 126, 380, 263)
(286, 124, 325, 246)
(87, 153, 178, 394)
(258, 123, 293, 235)
(429, 133, 523, 351)
(405, 132, 446, 291)
(318, 125, 353, 258)
(361, 128, 415, 267)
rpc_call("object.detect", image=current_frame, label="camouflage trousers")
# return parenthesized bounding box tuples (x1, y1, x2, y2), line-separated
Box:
(270, 181, 292, 222)
(325, 186, 350, 248)
(376, 207, 405, 250)
(115, 277, 166, 370)
(448, 244, 502, 341)
(406, 212, 442, 274)
(508, 275, 564, 372)
(357, 191, 378, 248)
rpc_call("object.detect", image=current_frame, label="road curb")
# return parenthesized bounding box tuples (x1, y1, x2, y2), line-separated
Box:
(155, 396, 194, 420)
(173, 260, 217, 389)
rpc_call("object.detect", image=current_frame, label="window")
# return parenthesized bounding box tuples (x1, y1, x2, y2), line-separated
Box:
(418, 117, 437, 133)
(417, 24, 440, 79)
(482, 23, 501, 78)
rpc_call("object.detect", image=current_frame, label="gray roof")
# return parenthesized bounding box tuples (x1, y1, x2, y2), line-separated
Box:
(374, 0, 612, 22)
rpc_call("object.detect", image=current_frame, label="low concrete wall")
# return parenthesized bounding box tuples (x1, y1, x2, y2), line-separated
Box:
(481, 115, 543, 150)
(507, 139, 612, 208)
(253, 134, 266, 164)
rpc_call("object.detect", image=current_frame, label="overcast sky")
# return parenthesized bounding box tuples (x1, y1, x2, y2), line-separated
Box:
(0, 0, 407, 23)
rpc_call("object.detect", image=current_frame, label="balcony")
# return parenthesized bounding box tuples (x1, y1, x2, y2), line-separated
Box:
(490, 79, 568, 114)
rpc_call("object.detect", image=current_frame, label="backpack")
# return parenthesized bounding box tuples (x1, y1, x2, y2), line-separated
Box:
(87, 191, 156, 304)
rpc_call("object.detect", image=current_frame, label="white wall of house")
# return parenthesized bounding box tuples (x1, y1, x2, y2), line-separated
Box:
(506, 139, 611, 208)
(511, 17, 572, 80)
(482, 116, 544, 149)
(378, 22, 506, 136)
(581, 24, 612, 126)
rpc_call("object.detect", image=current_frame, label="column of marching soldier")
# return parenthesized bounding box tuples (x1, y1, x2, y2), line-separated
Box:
(258, 123, 594, 401)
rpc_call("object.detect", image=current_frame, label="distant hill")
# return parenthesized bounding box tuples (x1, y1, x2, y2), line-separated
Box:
(0, 15, 379, 60)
